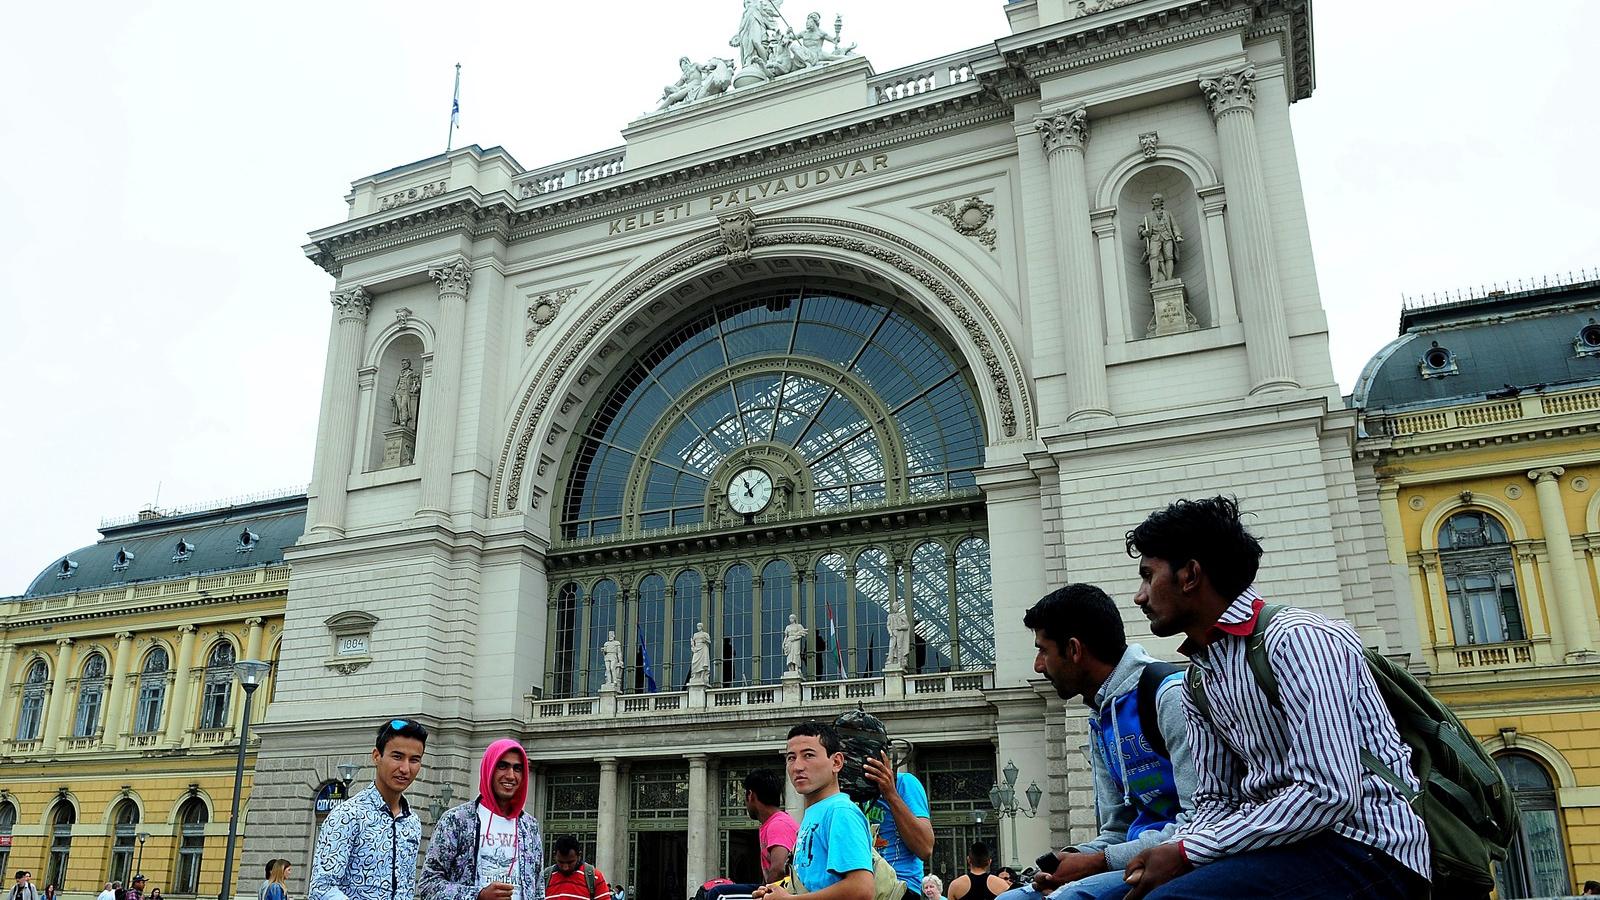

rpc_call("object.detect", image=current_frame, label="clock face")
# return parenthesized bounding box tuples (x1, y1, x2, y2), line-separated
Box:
(728, 467, 774, 514)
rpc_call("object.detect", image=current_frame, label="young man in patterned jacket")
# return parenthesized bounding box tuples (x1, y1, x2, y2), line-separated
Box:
(311, 719, 429, 900)
(421, 740, 544, 900)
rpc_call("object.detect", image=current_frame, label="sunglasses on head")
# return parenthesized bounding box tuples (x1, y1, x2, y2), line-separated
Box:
(384, 718, 410, 732)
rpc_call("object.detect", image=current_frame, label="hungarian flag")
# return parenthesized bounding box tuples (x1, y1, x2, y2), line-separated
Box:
(826, 600, 845, 678)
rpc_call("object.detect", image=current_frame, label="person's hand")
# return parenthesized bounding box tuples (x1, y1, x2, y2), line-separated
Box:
(476, 882, 513, 900)
(1123, 843, 1191, 900)
(753, 882, 792, 900)
(863, 750, 896, 797)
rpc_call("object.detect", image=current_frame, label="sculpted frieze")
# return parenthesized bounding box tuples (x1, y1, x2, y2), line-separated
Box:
(377, 180, 448, 212)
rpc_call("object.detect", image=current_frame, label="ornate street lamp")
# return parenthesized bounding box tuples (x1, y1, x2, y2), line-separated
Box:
(989, 758, 1042, 867)
(428, 784, 455, 822)
(220, 659, 271, 900)
(135, 831, 151, 880)
(337, 761, 359, 787)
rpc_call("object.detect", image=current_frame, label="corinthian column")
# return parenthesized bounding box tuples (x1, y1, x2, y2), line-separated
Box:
(1199, 66, 1298, 393)
(100, 631, 134, 748)
(416, 257, 472, 521)
(1528, 468, 1598, 660)
(164, 624, 198, 747)
(308, 287, 373, 537)
(41, 638, 74, 751)
(1035, 107, 1112, 420)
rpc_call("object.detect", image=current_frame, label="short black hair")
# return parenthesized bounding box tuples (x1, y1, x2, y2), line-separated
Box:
(1125, 496, 1262, 599)
(375, 718, 429, 752)
(786, 722, 841, 756)
(1584, 881, 1600, 893)
(968, 841, 991, 863)
(743, 768, 785, 807)
(15, 874, 28, 882)
(1023, 583, 1127, 664)
(553, 835, 583, 857)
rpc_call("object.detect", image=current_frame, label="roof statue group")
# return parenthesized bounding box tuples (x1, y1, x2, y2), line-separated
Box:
(655, 0, 857, 113)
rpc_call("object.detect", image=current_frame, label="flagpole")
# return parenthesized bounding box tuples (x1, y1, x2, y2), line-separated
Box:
(446, 62, 461, 152)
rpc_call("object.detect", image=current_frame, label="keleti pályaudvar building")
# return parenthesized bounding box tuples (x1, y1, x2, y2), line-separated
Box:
(245, 1, 1395, 896)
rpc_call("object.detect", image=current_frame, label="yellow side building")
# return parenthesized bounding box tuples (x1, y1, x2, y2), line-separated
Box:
(0, 492, 303, 899)
(1353, 278, 1600, 897)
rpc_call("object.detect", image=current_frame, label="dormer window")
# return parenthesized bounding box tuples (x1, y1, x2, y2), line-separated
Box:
(112, 548, 136, 571)
(1575, 319, 1600, 358)
(1420, 341, 1459, 379)
(56, 558, 79, 579)
(236, 529, 260, 553)
(172, 539, 195, 562)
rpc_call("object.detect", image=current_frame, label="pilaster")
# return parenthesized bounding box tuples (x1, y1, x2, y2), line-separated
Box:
(41, 638, 74, 752)
(1528, 468, 1598, 660)
(417, 257, 472, 522)
(164, 624, 197, 747)
(308, 287, 373, 537)
(100, 631, 135, 749)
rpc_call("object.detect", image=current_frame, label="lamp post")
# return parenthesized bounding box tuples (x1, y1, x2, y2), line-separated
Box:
(136, 831, 151, 880)
(220, 659, 271, 900)
(428, 784, 455, 823)
(337, 761, 359, 787)
(988, 759, 1042, 867)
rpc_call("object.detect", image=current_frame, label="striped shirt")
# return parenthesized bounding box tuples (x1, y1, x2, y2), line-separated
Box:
(1173, 589, 1430, 878)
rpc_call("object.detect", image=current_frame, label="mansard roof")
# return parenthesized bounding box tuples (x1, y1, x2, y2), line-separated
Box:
(21, 491, 306, 599)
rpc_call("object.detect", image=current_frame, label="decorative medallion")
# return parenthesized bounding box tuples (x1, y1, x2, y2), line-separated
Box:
(1504, 484, 1523, 500)
(525, 288, 580, 345)
(717, 210, 757, 263)
(931, 196, 997, 250)
(394, 307, 414, 325)
(1573, 476, 1591, 492)
(1408, 496, 1425, 511)
(1139, 131, 1159, 159)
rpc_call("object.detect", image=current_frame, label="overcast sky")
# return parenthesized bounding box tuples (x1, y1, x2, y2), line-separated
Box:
(0, 1, 1594, 593)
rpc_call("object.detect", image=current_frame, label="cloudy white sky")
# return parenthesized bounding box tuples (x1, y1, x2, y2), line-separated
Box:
(0, 1, 1594, 593)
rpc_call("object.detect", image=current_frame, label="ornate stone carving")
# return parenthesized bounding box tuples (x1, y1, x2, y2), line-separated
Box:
(657, 56, 734, 112)
(525, 288, 580, 346)
(717, 210, 757, 263)
(1139, 131, 1159, 159)
(1528, 467, 1566, 484)
(931, 196, 997, 250)
(601, 631, 623, 690)
(394, 307, 414, 325)
(783, 615, 807, 673)
(1035, 107, 1089, 156)
(1068, 0, 1143, 18)
(377, 180, 448, 212)
(1200, 65, 1257, 118)
(653, 2, 857, 112)
(1139, 194, 1183, 285)
(429, 257, 472, 298)
(689, 623, 711, 685)
(330, 287, 372, 321)
(390, 358, 422, 429)
(885, 595, 909, 673)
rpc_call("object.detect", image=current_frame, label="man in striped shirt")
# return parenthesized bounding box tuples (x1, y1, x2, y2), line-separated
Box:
(1113, 496, 1429, 900)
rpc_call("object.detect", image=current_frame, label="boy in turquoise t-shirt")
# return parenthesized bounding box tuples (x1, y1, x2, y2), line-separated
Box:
(754, 723, 874, 900)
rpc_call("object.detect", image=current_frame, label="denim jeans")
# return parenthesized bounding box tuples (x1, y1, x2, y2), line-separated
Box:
(1096, 833, 1426, 900)
(996, 870, 1132, 900)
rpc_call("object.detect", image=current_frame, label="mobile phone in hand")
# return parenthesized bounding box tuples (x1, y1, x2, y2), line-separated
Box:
(1035, 851, 1060, 874)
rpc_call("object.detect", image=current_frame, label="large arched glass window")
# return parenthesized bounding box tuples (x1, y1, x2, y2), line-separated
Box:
(561, 292, 984, 539)
(134, 648, 169, 734)
(550, 582, 583, 699)
(1439, 511, 1524, 645)
(854, 549, 890, 677)
(955, 537, 995, 669)
(73, 653, 107, 738)
(721, 565, 753, 685)
(0, 800, 16, 880)
(671, 570, 703, 689)
(199, 642, 236, 729)
(174, 798, 208, 894)
(46, 800, 74, 889)
(1495, 754, 1570, 898)
(109, 799, 139, 885)
(17, 659, 48, 741)
(759, 560, 793, 684)
(813, 554, 849, 679)
(586, 580, 618, 696)
(636, 574, 667, 692)
(911, 542, 952, 673)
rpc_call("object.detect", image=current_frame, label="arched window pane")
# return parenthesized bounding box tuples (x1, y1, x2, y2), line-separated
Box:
(955, 538, 994, 670)
(912, 542, 952, 673)
(135, 649, 169, 734)
(17, 660, 48, 741)
(175, 799, 208, 894)
(722, 565, 753, 685)
(759, 560, 794, 684)
(813, 555, 848, 679)
(74, 654, 107, 738)
(200, 642, 236, 730)
(854, 550, 890, 677)
(109, 799, 139, 885)
(585, 580, 618, 696)
(671, 571, 703, 690)
(636, 574, 666, 692)
(0, 800, 15, 880)
(1494, 754, 1569, 899)
(551, 582, 583, 699)
(1440, 513, 1524, 645)
(46, 802, 74, 889)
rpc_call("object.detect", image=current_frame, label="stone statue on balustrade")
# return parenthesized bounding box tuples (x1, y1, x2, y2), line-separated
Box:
(783, 614, 808, 673)
(732, 0, 784, 70)
(391, 358, 421, 430)
(885, 595, 910, 673)
(689, 622, 712, 685)
(657, 56, 734, 111)
(601, 630, 623, 690)
(784, 13, 855, 69)
(1140, 193, 1184, 285)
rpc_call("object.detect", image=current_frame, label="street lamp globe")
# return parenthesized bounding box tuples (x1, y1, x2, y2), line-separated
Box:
(337, 761, 360, 784)
(234, 659, 271, 693)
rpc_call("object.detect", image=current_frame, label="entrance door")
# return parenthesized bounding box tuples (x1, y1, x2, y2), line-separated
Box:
(633, 831, 687, 900)
(725, 829, 760, 884)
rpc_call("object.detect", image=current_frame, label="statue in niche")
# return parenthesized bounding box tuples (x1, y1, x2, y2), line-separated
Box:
(390, 358, 422, 429)
(689, 622, 712, 685)
(784, 12, 855, 69)
(783, 614, 808, 673)
(885, 594, 910, 672)
(601, 630, 623, 690)
(1139, 193, 1184, 285)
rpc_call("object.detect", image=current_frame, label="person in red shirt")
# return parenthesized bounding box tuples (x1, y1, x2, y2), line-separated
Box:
(543, 838, 608, 900)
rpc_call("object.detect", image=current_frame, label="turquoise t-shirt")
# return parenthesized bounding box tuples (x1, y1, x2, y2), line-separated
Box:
(866, 772, 930, 891)
(795, 791, 873, 890)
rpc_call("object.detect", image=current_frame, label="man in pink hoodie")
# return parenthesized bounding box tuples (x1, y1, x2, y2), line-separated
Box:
(421, 740, 545, 900)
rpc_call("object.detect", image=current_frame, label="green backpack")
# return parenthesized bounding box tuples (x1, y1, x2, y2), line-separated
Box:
(1185, 603, 1519, 895)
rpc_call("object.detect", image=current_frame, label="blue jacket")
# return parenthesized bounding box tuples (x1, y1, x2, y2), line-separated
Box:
(310, 785, 422, 900)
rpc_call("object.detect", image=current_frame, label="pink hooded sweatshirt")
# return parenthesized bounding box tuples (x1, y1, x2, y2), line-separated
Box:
(479, 738, 528, 818)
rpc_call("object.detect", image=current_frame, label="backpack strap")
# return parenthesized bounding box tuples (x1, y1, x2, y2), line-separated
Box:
(1184, 602, 1289, 728)
(583, 864, 596, 900)
(1136, 661, 1182, 758)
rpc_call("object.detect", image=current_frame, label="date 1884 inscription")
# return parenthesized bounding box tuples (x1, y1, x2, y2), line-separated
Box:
(608, 153, 889, 236)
